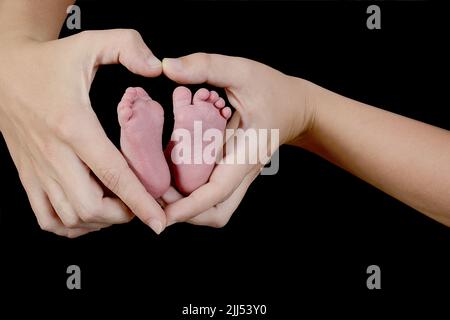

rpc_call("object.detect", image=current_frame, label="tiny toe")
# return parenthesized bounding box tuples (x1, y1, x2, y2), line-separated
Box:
(135, 87, 151, 100)
(125, 87, 137, 95)
(122, 87, 138, 103)
(173, 86, 193, 110)
(193, 88, 210, 103)
(117, 100, 126, 112)
(221, 107, 232, 119)
(214, 98, 225, 109)
(207, 90, 220, 104)
(118, 105, 133, 126)
(121, 107, 132, 119)
(121, 95, 132, 104)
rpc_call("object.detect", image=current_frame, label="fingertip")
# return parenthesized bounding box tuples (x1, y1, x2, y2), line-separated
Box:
(163, 56, 207, 84)
(147, 218, 164, 235)
(162, 57, 183, 72)
(146, 56, 163, 76)
(162, 57, 185, 82)
(148, 56, 162, 68)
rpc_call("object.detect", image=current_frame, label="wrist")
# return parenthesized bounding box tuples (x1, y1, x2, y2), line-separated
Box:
(289, 79, 347, 157)
(284, 77, 319, 148)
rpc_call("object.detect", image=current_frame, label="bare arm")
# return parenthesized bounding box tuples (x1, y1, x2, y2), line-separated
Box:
(0, 0, 74, 41)
(293, 80, 450, 226)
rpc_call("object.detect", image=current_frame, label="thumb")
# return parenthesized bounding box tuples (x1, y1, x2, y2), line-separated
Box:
(162, 53, 251, 88)
(78, 29, 162, 77)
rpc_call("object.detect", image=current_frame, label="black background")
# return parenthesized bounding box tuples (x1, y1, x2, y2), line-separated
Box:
(1, 0, 449, 316)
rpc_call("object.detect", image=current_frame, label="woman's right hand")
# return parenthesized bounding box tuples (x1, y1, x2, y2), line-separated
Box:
(0, 29, 166, 237)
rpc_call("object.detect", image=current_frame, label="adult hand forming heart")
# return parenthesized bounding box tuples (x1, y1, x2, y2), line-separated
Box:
(0, 28, 168, 237)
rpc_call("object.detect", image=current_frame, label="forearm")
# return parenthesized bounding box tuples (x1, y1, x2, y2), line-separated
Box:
(292, 80, 450, 226)
(0, 0, 74, 41)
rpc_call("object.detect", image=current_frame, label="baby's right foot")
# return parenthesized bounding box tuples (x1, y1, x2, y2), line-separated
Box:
(165, 86, 232, 195)
(118, 87, 170, 199)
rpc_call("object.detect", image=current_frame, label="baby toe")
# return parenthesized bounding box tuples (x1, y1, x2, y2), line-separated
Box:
(207, 90, 220, 104)
(221, 107, 232, 120)
(214, 98, 226, 109)
(193, 88, 210, 103)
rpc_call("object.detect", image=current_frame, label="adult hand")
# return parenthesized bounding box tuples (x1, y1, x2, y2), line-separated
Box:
(161, 53, 315, 227)
(0, 29, 166, 237)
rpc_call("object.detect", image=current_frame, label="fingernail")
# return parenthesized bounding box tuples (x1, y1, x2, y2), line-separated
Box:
(148, 56, 162, 69)
(163, 58, 183, 71)
(148, 219, 164, 235)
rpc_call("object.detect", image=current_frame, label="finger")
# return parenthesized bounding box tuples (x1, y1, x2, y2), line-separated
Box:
(51, 144, 133, 225)
(31, 147, 111, 229)
(165, 126, 260, 223)
(19, 168, 94, 238)
(44, 177, 110, 229)
(162, 53, 253, 88)
(44, 177, 81, 228)
(64, 114, 166, 234)
(165, 139, 256, 223)
(226, 112, 241, 132)
(160, 186, 184, 205)
(187, 166, 261, 227)
(3, 134, 93, 237)
(76, 29, 162, 77)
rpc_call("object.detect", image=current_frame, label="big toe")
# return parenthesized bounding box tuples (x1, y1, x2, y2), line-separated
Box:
(135, 87, 152, 100)
(173, 86, 192, 111)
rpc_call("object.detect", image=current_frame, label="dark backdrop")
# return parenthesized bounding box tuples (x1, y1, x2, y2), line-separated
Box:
(1, 0, 449, 316)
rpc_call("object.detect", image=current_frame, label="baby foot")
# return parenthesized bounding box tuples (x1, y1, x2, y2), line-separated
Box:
(166, 86, 232, 195)
(118, 87, 170, 199)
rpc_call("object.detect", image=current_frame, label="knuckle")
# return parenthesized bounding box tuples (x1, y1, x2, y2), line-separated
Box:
(203, 207, 229, 228)
(121, 29, 142, 43)
(121, 213, 134, 223)
(74, 30, 92, 45)
(198, 52, 211, 68)
(205, 204, 233, 228)
(62, 216, 80, 229)
(239, 58, 254, 77)
(209, 216, 229, 228)
(53, 199, 70, 217)
(53, 114, 78, 142)
(67, 230, 87, 239)
(37, 219, 57, 233)
(77, 200, 103, 223)
(99, 163, 127, 194)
